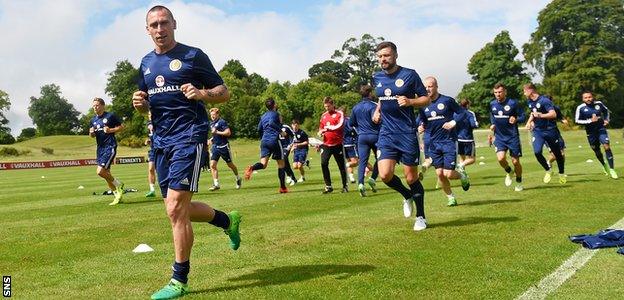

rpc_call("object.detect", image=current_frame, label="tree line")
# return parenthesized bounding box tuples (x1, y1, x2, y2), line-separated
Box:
(0, 0, 622, 144)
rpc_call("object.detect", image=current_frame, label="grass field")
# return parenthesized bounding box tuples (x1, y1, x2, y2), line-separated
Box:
(1, 129, 623, 299)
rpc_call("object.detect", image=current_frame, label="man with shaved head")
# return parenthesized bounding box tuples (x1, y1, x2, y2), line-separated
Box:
(418, 76, 470, 206)
(132, 5, 241, 299)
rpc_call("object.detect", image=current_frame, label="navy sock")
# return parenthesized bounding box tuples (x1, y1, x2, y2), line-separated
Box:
(172, 260, 190, 284)
(209, 209, 230, 229)
(592, 145, 606, 165)
(385, 175, 412, 200)
(551, 148, 565, 174)
(252, 162, 264, 171)
(409, 181, 425, 218)
(516, 176, 522, 183)
(534, 153, 550, 171)
(504, 166, 512, 173)
(371, 162, 379, 180)
(278, 168, 286, 188)
(605, 149, 614, 169)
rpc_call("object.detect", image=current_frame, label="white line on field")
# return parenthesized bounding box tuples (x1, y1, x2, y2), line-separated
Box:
(516, 216, 624, 300)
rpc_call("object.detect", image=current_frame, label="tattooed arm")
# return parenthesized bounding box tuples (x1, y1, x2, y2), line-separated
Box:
(181, 83, 230, 104)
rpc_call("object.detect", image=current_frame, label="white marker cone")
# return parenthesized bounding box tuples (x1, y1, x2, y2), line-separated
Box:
(133, 244, 154, 253)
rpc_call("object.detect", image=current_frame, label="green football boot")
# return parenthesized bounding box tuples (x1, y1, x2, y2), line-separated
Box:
(459, 169, 470, 191)
(603, 163, 610, 176)
(225, 211, 242, 250)
(358, 183, 366, 197)
(609, 168, 618, 179)
(109, 183, 124, 205)
(367, 178, 377, 193)
(151, 279, 189, 300)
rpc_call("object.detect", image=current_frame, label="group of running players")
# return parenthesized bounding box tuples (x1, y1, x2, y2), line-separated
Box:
(86, 6, 618, 298)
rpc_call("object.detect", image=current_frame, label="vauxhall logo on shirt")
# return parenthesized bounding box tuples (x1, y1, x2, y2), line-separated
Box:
(148, 74, 181, 96)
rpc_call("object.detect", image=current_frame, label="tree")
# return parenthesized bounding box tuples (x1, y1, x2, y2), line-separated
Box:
(0, 89, 13, 144)
(247, 73, 269, 96)
(457, 30, 530, 124)
(105, 60, 139, 121)
(308, 60, 353, 87)
(0, 90, 10, 129)
(220, 59, 248, 79)
(16, 127, 36, 142)
(523, 0, 624, 125)
(286, 80, 343, 132)
(0, 128, 15, 144)
(331, 34, 385, 90)
(28, 84, 80, 135)
(105, 60, 143, 139)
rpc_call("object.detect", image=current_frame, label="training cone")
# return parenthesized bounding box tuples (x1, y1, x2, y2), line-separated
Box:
(586, 159, 594, 163)
(479, 161, 486, 165)
(77, 185, 84, 189)
(133, 244, 154, 253)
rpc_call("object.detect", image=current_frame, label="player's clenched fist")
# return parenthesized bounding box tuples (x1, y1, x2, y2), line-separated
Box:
(132, 91, 149, 113)
(181, 83, 202, 100)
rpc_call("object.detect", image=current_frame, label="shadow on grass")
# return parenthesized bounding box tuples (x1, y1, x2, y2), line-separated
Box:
(123, 199, 162, 205)
(432, 216, 519, 228)
(522, 184, 572, 191)
(479, 175, 506, 180)
(462, 198, 523, 206)
(570, 178, 601, 183)
(191, 264, 376, 294)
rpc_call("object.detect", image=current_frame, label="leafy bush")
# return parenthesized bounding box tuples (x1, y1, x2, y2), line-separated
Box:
(0, 130, 15, 144)
(41, 147, 54, 155)
(0, 147, 31, 156)
(119, 136, 145, 148)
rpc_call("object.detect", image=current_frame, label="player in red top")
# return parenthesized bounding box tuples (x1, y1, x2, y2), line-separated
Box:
(318, 97, 348, 193)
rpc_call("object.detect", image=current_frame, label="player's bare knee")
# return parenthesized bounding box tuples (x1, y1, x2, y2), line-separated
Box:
(165, 203, 185, 223)
(379, 171, 392, 182)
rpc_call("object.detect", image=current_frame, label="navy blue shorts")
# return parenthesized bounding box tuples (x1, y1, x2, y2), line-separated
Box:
(377, 133, 420, 166)
(293, 148, 308, 163)
(457, 141, 475, 156)
(547, 134, 566, 152)
(587, 128, 610, 146)
(260, 139, 283, 160)
(344, 145, 358, 159)
(494, 137, 522, 157)
(532, 129, 561, 154)
(211, 144, 232, 163)
(154, 142, 207, 198)
(430, 140, 457, 170)
(96, 146, 117, 169)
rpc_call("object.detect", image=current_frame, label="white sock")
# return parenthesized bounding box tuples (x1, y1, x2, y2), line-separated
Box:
(149, 183, 155, 192)
(447, 193, 455, 199)
(112, 178, 121, 187)
(213, 179, 219, 186)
